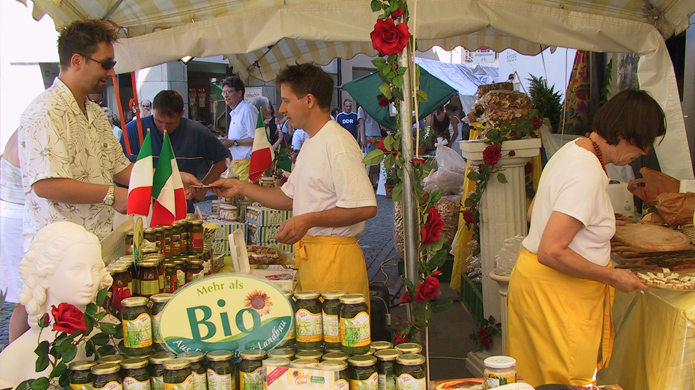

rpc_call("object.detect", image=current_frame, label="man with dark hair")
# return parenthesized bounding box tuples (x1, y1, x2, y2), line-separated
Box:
(211, 64, 377, 300)
(220, 76, 258, 181)
(336, 98, 359, 140)
(120, 90, 230, 206)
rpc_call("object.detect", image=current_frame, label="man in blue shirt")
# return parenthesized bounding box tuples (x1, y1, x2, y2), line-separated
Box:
(335, 98, 359, 140)
(121, 90, 230, 206)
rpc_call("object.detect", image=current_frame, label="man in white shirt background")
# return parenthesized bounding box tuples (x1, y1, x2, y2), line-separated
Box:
(220, 76, 258, 181)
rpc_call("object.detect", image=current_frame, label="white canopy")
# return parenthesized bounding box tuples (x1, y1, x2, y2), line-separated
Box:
(20, 0, 695, 179)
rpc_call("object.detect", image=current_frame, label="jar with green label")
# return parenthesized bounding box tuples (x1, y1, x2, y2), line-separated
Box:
(238, 349, 266, 390)
(294, 349, 323, 361)
(148, 352, 175, 390)
(149, 293, 171, 353)
(163, 358, 192, 390)
(276, 292, 295, 348)
(186, 259, 204, 284)
(318, 360, 348, 383)
(180, 220, 190, 253)
(99, 355, 125, 365)
(267, 347, 295, 360)
(321, 290, 348, 351)
(294, 291, 323, 351)
(206, 350, 235, 390)
(69, 360, 97, 390)
(136, 261, 160, 298)
(190, 220, 204, 254)
(394, 343, 422, 355)
(173, 259, 186, 289)
(92, 363, 122, 390)
(121, 357, 150, 390)
(395, 354, 426, 390)
(375, 349, 401, 390)
(163, 262, 177, 293)
(154, 228, 165, 256)
(178, 351, 206, 390)
(371, 341, 393, 352)
(121, 296, 153, 356)
(322, 351, 349, 362)
(163, 226, 173, 259)
(171, 221, 182, 255)
(348, 355, 378, 390)
(340, 294, 371, 355)
(143, 254, 166, 293)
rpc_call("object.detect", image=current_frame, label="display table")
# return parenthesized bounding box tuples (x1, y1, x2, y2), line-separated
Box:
(598, 287, 695, 389)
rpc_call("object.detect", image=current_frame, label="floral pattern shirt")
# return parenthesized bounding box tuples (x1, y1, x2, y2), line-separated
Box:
(18, 78, 131, 250)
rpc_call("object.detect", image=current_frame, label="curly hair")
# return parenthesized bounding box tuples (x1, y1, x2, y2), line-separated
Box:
(58, 19, 118, 69)
(18, 222, 112, 327)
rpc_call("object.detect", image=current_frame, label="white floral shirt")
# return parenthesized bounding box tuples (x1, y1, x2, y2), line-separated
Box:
(18, 78, 131, 250)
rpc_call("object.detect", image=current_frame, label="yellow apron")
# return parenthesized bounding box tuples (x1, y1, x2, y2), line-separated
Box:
(231, 158, 251, 182)
(295, 235, 370, 307)
(506, 247, 614, 387)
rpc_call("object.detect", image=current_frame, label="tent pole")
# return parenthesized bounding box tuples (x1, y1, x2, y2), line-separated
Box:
(399, 45, 419, 341)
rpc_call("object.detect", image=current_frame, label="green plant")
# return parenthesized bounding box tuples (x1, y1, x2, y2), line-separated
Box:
(469, 315, 501, 351)
(417, 126, 436, 147)
(385, 167, 399, 186)
(528, 75, 563, 132)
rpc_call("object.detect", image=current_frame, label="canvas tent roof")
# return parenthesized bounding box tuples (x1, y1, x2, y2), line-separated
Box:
(18, 0, 695, 179)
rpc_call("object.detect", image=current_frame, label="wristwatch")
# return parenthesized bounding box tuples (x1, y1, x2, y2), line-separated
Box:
(233, 140, 239, 147)
(103, 185, 115, 206)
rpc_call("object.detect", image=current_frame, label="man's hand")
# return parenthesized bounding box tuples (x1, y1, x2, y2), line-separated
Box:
(220, 138, 234, 148)
(210, 178, 244, 198)
(114, 186, 128, 214)
(180, 171, 203, 187)
(275, 214, 312, 244)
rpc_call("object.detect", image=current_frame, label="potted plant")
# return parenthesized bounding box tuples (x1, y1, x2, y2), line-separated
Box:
(417, 126, 436, 155)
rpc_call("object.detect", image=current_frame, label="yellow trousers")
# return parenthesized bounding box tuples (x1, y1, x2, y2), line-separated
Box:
(231, 158, 251, 182)
(507, 247, 614, 387)
(295, 235, 370, 307)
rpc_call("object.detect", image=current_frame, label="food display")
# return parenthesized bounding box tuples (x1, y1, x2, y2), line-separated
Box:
(466, 90, 532, 128)
(636, 268, 695, 290)
(247, 245, 282, 265)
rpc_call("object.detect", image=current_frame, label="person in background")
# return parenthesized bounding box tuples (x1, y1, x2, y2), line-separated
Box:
(444, 103, 463, 155)
(507, 89, 663, 386)
(336, 98, 359, 140)
(330, 107, 340, 121)
(357, 105, 382, 188)
(291, 127, 310, 159)
(139, 99, 152, 117)
(252, 96, 283, 150)
(220, 76, 258, 181)
(429, 106, 450, 143)
(103, 107, 122, 139)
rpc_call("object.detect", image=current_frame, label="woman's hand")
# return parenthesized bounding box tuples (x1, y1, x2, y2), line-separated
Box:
(610, 268, 650, 293)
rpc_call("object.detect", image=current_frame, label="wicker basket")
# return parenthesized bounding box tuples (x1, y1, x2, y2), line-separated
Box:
(680, 223, 695, 245)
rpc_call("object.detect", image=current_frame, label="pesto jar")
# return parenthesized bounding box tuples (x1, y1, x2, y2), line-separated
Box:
(322, 351, 349, 362)
(144, 228, 160, 254)
(121, 357, 150, 390)
(186, 259, 204, 284)
(371, 341, 393, 352)
(99, 355, 125, 365)
(111, 264, 134, 294)
(340, 294, 371, 355)
(137, 261, 160, 298)
(267, 347, 295, 360)
(163, 262, 177, 293)
(178, 351, 206, 390)
(294, 349, 323, 361)
(149, 293, 171, 353)
(206, 350, 235, 390)
(173, 259, 186, 289)
(121, 297, 153, 356)
(171, 221, 182, 255)
(289, 358, 319, 369)
(395, 354, 426, 390)
(321, 290, 348, 351)
(148, 352, 175, 390)
(144, 254, 166, 293)
(163, 359, 192, 390)
(179, 220, 190, 253)
(262, 358, 291, 389)
(238, 349, 266, 390)
(163, 226, 173, 260)
(154, 228, 166, 257)
(92, 363, 122, 390)
(375, 349, 401, 390)
(69, 360, 97, 390)
(294, 291, 323, 351)
(318, 360, 349, 383)
(394, 343, 422, 355)
(276, 292, 295, 348)
(190, 220, 204, 254)
(347, 355, 378, 390)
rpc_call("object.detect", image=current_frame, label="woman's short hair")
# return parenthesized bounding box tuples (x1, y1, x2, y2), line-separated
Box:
(252, 96, 270, 113)
(593, 89, 666, 151)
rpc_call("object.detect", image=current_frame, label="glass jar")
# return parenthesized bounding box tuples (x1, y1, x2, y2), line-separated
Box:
(262, 358, 291, 389)
(148, 352, 175, 390)
(206, 350, 235, 390)
(483, 356, 516, 389)
(186, 259, 204, 284)
(144, 227, 161, 254)
(293, 290, 323, 351)
(321, 290, 348, 351)
(276, 292, 296, 348)
(267, 347, 295, 360)
(371, 341, 393, 352)
(395, 354, 426, 390)
(394, 343, 422, 355)
(347, 355, 378, 390)
(190, 220, 204, 254)
(171, 221, 182, 255)
(111, 263, 133, 295)
(289, 358, 319, 369)
(69, 360, 97, 390)
(163, 225, 173, 260)
(137, 261, 160, 298)
(121, 357, 150, 390)
(375, 349, 401, 390)
(180, 220, 190, 253)
(92, 363, 122, 390)
(144, 254, 166, 293)
(318, 360, 348, 384)
(163, 359, 192, 389)
(178, 351, 207, 390)
(339, 294, 371, 355)
(294, 349, 323, 361)
(125, 232, 134, 256)
(322, 351, 349, 362)
(203, 245, 213, 275)
(173, 259, 186, 289)
(99, 355, 125, 365)
(149, 293, 171, 353)
(163, 262, 177, 293)
(154, 227, 165, 256)
(121, 296, 153, 356)
(238, 349, 266, 390)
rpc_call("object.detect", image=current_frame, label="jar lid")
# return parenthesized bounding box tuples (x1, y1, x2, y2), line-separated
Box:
(69, 360, 98, 371)
(172, 220, 182, 226)
(187, 255, 199, 260)
(119, 255, 134, 263)
(263, 358, 291, 367)
(144, 227, 155, 233)
(396, 353, 425, 365)
(321, 290, 348, 300)
(126, 232, 134, 237)
(267, 347, 295, 359)
(99, 355, 124, 364)
(110, 264, 129, 273)
(154, 227, 165, 232)
(371, 341, 393, 351)
(149, 352, 176, 364)
(347, 355, 377, 367)
(178, 350, 205, 362)
(121, 357, 149, 369)
(163, 225, 173, 230)
(164, 261, 176, 267)
(239, 349, 267, 360)
(191, 220, 204, 225)
(163, 358, 191, 370)
(290, 358, 319, 368)
(318, 360, 348, 371)
(295, 350, 323, 360)
(374, 349, 401, 361)
(173, 259, 185, 265)
(339, 293, 366, 304)
(137, 260, 158, 268)
(91, 362, 120, 375)
(206, 350, 234, 361)
(283, 291, 294, 299)
(187, 259, 204, 265)
(121, 296, 149, 307)
(294, 290, 321, 300)
(150, 293, 172, 303)
(394, 342, 422, 354)
(483, 356, 516, 369)
(322, 352, 349, 361)
(144, 254, 165, 261)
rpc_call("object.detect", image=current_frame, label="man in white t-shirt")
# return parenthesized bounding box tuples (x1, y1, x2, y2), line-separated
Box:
(220, 76, 258, 181)
(211, 64, 377, 300)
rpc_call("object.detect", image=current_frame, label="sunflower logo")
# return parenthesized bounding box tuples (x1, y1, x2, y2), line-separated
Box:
(244, 290, 273, 316)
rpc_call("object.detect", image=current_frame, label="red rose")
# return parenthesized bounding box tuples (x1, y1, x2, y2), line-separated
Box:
(421, 207, 444, 245)
(51, 303, 87, 334)
(478, 328, 492, 347)
(411, 157, 426, 166)
(432, 269, 442, 276)
(415, 276, 440, 302)
(378, 96, 390, 107)
(394, 330, 408, 344)
(391, 8, 404, 18)
(110, 285, 132, 316)
(508, 150, 516, 157)
(401, 291, 413, 303)
(483, 144, 502, 166)
(370, 18, 410, 56)
(524, 162, 533, 175)
(462, 211, 477, 224)
(532, 117, 543, 130)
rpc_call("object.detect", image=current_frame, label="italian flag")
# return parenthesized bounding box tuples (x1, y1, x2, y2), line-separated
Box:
(150, 132, 187, 226)
(248, 111, 274, 182)
(127, 131, 153, 216)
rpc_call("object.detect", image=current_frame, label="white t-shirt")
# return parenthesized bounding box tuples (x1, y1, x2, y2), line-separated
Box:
(357, 106, 381, 138)
(291, 129, 309, 150)
(227, 100, 258, 160)
(523, 139, 615, 266)
(281, 120, 377, 237)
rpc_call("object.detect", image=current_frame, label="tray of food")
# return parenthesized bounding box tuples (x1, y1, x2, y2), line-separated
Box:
(636, 268, 695, 290)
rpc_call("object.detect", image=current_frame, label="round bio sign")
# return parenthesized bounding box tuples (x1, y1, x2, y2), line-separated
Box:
(159, 274, 293, 356)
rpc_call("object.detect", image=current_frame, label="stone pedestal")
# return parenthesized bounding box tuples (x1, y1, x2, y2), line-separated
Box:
(489, 271, 511, 354)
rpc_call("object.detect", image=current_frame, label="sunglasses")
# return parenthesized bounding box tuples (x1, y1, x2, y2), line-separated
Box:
(81, 54, 117, 71)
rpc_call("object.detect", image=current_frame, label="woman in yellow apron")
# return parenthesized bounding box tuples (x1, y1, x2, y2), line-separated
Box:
(507, 89, 664, 386)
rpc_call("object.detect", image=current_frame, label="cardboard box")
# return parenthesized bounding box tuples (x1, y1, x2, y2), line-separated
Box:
(246, 206, 292, 227)
(266, 366, 346, 390)
(206, 219, 246, 255)
(247, 224, 280, 243)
